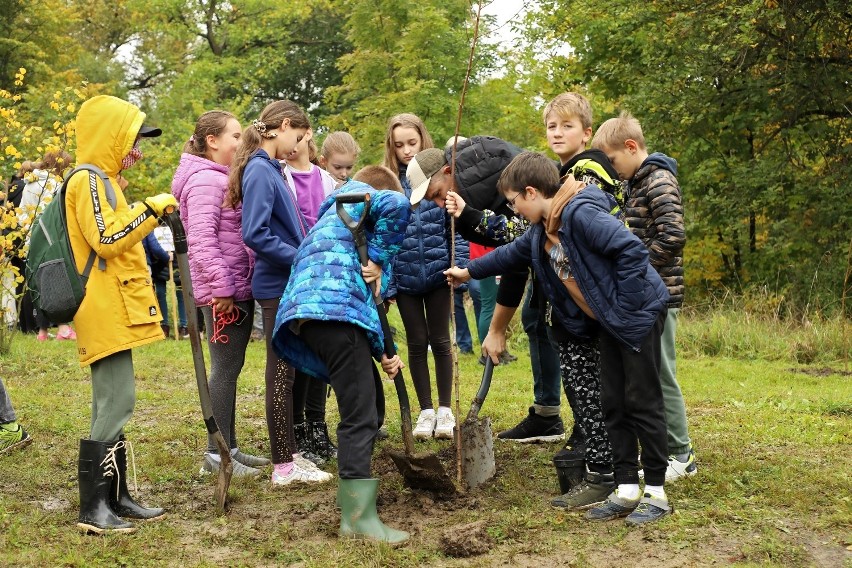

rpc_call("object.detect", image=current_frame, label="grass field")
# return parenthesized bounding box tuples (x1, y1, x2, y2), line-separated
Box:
(0, 311, 850, 567)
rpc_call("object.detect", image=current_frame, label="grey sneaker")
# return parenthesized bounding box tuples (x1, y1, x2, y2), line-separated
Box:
(625, 494, 672, 526)
(199, 453, 261, 477)
(551, 470, 614, 510)
(232, 450, 271, 468)
(585, 490, 640, 521)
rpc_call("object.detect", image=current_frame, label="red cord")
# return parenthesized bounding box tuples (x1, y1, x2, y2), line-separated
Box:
(210, 305, 239, 344)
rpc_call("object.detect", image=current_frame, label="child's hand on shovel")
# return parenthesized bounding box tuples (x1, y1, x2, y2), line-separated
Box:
(361, 260, 383, 297)
(381, 354, 404, 379)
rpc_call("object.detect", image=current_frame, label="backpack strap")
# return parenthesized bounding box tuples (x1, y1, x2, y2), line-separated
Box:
(61, 165, 118, 276)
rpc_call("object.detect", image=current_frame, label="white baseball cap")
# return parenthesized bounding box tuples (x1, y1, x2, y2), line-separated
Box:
(406, 148, 448, 205)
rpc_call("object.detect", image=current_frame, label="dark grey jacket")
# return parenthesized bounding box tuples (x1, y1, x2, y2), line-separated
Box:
(626, 153, 685, 307)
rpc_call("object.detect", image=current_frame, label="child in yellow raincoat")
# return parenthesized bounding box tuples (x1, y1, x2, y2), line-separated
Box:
(67, 95, 177, 534)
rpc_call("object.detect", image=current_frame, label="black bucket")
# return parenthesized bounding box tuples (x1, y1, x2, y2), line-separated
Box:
(553, 451, 585, 494)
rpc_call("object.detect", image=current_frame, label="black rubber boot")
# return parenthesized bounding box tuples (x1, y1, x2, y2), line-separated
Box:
(309, 421, 338, 461)
(77, 439, 135, 534)
(294, 422, 325, 465)
(109, 437, 165, 521)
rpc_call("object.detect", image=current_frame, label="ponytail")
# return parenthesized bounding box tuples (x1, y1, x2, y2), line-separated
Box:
(184, 110, 237, 159)
(226, 100, 309, 207)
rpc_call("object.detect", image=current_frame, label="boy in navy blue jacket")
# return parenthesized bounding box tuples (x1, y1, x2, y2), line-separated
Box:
(445, 152, 673, 525)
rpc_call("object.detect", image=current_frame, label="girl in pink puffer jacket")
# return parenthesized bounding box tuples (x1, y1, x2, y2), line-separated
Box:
(171, 111, 268, 477)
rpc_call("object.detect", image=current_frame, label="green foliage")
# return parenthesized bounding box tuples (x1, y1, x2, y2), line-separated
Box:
(1, 0, 849, 313)
(529, 0, 852, 314)
(324, 0, 497, 164)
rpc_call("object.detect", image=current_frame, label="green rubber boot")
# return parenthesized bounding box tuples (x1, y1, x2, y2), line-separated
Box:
(338, 478, 409, 545)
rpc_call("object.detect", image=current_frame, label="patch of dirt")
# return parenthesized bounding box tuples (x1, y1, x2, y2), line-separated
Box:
(790, 366, 852, 377)
(37, 497, 70, 512)
(439, 520, 494, 557)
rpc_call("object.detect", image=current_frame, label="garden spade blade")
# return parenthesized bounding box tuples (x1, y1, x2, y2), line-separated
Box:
(335, 192, 455, 494)
(164, 209, 232, 513)
(460, 357, 496, 490)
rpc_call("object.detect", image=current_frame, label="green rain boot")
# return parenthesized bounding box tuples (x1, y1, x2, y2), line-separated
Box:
(337, 478, 409, 545)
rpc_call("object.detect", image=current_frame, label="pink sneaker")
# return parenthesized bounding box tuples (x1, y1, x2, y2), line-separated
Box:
(56, 328, 77, 341)
(37, 331, 49, 342)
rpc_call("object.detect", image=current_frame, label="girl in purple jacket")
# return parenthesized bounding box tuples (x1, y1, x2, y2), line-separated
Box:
(282, 126, 340, 464)
(172, 111, 269, 477)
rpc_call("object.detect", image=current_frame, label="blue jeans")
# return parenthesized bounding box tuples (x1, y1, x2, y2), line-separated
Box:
(521, 283, 562, 410)
(154, 280, 187, 327)
(454, 279, 481, 352)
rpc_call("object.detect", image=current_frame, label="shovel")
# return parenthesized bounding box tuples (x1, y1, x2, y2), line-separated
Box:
(335, 192, 455, 494)
(459, 357, 497, 490)
(163, 209, 233, 513)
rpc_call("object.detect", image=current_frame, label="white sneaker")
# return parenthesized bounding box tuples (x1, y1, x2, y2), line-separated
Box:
(665, 449, 697, 482)
(434, 407, 455, 439)
(413, 409, 436, 440)
(293, 453, 334, 482)
(271, 462, 332, 486)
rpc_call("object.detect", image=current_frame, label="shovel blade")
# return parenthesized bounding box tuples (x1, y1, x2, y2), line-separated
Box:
(212, 432, 233, 513)
(460, 416, 496, 490)
(386, 449, 457, 494)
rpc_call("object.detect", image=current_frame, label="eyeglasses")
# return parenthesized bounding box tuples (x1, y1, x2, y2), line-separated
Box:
(506, 191, 524, 212)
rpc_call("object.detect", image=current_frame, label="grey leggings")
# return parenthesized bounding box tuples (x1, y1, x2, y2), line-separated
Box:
(201, 300, 253, 454)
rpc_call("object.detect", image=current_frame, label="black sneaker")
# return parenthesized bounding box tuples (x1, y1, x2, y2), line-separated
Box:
(294, 422, 325, 465)
(558, 429, 586, 460)
(497, 407, 565, 443)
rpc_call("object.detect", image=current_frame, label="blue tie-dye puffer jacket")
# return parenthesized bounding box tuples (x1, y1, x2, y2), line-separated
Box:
(272, 182, 412, 381)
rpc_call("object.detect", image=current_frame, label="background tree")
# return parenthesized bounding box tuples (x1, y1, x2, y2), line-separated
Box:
(323, 0, 499, 163)
(527, 0, 852, 314)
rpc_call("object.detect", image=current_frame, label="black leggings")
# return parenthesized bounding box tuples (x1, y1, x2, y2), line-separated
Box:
(259, 298, 295, 464)
(395, 286, 453, 410)
(557, 337, 612, 470)
(293, 371, 328, 424)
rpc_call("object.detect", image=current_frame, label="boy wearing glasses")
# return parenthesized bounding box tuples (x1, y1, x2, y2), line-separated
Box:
(445, 151, 672, 525)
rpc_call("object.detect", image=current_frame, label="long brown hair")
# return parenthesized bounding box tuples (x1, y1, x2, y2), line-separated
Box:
(381, 113, 434, 178)
(183, 110, 237, 159)
(226, 100, 310, 207)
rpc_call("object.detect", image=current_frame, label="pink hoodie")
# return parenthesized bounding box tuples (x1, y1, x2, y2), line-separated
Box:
(171, 153, 254, 304)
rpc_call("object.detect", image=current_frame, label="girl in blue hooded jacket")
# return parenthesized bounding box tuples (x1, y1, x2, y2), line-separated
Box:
(273, 181, 411, 544)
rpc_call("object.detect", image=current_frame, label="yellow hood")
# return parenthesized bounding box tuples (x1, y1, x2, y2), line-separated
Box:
(75, 95, 145, 177)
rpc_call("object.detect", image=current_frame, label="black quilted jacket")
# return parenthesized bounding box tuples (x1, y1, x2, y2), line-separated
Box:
(625, 153, 685, 307)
